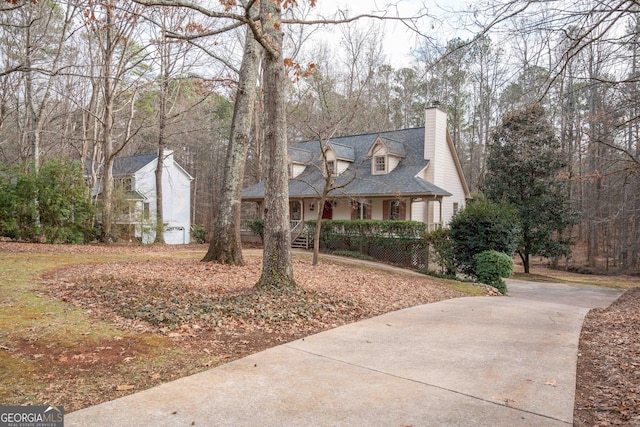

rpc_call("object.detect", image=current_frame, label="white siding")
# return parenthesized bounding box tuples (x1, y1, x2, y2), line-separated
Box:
(291, 163, 306, 178)
(370, 199, 384, 220)
(411, 200, 426, 222)
(132, 151, 192, 244)
(388, 155, 400, 172)
(163, 153, 192, 244)
(337, 159, 350, 175)
(424, 108, 467, 225)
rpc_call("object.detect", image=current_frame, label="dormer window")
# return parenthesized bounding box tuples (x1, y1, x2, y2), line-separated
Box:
(367, 136, 405, 175)
(322, 142, 354, 177)
(288, 147, 314, 179)
(326, 160, 336, 176)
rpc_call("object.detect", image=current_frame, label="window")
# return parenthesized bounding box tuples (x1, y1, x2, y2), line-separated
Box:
(143, 202, 150, 220)
(374, 156, 386, 173)
(290, 201, 301, 221)
(115, 176, 132, 192)
(326, 160, 336, 176)
(453, 202, 459, 215)
(352, 200, 371, 220)
(389, 200, 401, 220)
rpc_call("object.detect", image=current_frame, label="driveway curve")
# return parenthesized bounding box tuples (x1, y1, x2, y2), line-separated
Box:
(66, 278, 623, 427)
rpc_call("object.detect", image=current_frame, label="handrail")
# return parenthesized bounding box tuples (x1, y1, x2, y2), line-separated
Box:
(290, 220, 302, 233)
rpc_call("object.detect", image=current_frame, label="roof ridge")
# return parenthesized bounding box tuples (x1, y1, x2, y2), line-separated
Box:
(293, 126, 425, 144)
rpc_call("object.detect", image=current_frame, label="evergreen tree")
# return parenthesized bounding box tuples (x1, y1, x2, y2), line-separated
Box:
(482, 104, 577, 273)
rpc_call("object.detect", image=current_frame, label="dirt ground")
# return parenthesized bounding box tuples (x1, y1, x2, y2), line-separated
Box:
(1, 242, 638, 424)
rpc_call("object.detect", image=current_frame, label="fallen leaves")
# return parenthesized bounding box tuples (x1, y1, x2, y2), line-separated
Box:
(5, 243, 472, 415)
(42, 256, 466, 339)
(575, 287, 640, 426)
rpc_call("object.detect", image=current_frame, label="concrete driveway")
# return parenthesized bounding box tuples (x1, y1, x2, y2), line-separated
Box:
(66, 279, 623, 427)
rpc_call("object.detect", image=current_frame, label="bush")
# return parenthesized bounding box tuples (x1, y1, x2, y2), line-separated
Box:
(0, 159, 95, 243)
(473, 250, 514, 295)
(191, 224, 208, 243)
(246, 219, 264, 242)
(449, 198, 520, 276)
(424, 227, 456, 275)
(306, 220, 427, 267)
(328, 249, 375, 261)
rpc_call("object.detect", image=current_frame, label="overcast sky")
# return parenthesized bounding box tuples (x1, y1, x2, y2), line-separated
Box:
(302, 0, 471, 68)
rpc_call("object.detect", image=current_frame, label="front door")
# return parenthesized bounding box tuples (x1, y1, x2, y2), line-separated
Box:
(322, 200, 333, 219)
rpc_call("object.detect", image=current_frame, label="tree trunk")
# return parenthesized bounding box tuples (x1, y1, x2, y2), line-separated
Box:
(155, 144, 164, 244)
(202, 27, 261, 264)
(255, 0, 296, 290)
(100, 1, 116, 243)
(312, 195, 327, 266)
(154, 72, 168, 244)
(519, 251, 530, 274)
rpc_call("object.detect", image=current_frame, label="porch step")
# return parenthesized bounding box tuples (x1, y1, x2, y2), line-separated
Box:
(291, 234, 311, 249)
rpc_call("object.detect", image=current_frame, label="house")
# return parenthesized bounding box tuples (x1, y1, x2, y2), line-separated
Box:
(93, 150, 193, 244)
(241, 107, 471, 233)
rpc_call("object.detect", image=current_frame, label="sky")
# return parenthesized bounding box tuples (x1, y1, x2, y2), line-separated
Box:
(309, 0, 471, 68)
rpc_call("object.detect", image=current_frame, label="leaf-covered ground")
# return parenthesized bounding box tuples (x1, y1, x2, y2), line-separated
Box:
(3, 241, 638, 424)
(574, 287, 640, 426)
(1, 242, 471, 412)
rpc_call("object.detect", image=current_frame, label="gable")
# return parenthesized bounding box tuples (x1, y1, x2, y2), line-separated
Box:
(366, 136, 406, 175)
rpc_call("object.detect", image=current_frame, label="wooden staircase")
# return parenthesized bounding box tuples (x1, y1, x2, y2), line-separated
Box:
(290, 220, 311, 249)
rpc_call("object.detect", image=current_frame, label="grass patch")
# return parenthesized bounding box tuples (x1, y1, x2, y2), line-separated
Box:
(513, 271, 640, 290)
(444, 282, 492, 296)
(0, 248, 205, 410)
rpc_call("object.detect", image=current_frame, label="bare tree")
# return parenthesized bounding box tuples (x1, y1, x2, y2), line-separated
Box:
(202, 26, 261, 264)
(86, 0, 149, 242)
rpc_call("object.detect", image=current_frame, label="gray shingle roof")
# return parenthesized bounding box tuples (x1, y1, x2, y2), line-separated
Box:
(112, 153, 156, 175)
(288, 147, 314, 164)
(85, 153, 157, 177)
(379, 137, 406, 157)
(327, 141, 355, 162)
(242, 127, 451, 200)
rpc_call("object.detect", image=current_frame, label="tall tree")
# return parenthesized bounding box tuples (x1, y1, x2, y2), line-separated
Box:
(482, 104, 577, 273)
(202, 26, 261, 264)
(255, 0, 296, 289)
(148, 6, 199, 243)
(87, 0, 147, 242)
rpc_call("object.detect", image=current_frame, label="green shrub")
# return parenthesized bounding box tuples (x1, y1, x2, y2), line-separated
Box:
(246, 219, 264, 242)
(473, 250, 513, 294)
(329, 250, 375, 261)
(191, 224, 208, 243)
(306, 220, 427, 267)
(424, 227, 456, 275)
(450, 198, 520, 276)
(0, 159, 95, 243)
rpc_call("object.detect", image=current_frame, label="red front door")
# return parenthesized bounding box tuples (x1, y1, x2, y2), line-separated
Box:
(322, 201, 333, 219)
